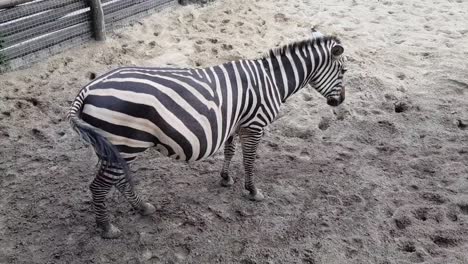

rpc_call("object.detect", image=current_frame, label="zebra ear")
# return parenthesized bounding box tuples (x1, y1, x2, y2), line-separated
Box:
(331, 44, 344, 57)
(311, 27, 324, 38)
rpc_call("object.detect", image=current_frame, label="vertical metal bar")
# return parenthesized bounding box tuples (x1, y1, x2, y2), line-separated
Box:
(88, 0, 106, 41)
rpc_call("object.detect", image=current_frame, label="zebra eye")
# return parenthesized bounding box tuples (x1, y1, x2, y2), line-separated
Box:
(342, 68, 347, 73)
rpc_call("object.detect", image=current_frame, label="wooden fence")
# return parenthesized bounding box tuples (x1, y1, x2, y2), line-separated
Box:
(0, 0, 179, 69)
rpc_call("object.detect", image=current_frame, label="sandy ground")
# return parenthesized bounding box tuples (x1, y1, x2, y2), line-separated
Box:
(1, 0, 468, 263)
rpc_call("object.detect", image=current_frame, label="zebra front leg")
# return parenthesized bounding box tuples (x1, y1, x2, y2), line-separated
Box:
(90, 165, 121, 239)
(220, 135, 236, 187)
(115, 177, 155, 216)
(240, 127, 265, 201)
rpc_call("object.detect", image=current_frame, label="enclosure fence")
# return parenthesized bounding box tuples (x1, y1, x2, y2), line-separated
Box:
(0, 0, 183, 70)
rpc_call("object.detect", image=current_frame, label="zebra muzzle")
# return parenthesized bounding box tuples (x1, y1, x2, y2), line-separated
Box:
(327, 87, 345, 107)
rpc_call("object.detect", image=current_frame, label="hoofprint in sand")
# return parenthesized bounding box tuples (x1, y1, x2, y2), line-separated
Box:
(1, 0, 467, 263)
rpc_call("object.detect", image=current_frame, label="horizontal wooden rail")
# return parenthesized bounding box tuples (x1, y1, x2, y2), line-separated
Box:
(3, 11, 90, 47)
(0, 0, 80, 24)
(3, 22, 92, 60)
(102, 0, 149, 15)
(0, 0, 178, 67)
(0, 0, 35, 9)
(0, 1, 88, 37)
(105, 0, 175, 26)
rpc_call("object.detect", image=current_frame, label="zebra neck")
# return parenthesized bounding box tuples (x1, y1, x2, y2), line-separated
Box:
(262, 50, 315, 103)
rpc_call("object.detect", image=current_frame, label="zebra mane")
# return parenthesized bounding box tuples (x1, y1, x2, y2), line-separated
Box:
(266, 35, 341, 58)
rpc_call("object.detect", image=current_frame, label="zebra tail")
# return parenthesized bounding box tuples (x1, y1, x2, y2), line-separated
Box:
(68, 111, 132, 185)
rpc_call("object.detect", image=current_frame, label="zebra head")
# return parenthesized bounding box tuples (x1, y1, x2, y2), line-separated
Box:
(308, 30, 346, 107)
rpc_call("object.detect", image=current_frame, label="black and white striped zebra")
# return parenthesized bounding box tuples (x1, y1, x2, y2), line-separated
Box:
(68, 31, 347, 238)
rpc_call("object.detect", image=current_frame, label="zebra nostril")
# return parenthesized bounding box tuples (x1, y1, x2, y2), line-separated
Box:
(327, 97, 339, 106)
(327, 92, 345, 107)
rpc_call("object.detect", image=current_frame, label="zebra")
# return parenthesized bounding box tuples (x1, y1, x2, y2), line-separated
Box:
(68, 31, 347, 238)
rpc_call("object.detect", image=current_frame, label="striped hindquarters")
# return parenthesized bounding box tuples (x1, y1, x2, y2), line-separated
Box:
(78, 66, 243, 161)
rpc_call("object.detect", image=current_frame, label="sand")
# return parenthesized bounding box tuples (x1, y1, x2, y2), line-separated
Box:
(1, 0, 468, 263)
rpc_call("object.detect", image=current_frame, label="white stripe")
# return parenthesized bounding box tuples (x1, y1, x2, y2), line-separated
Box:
(101, 77, 212, 160)
(101, 130, 152, 149)
(170, 73, 215, 97)
(239, 61, 257, 124)
(82, 103, 187, 158)
(202, 68, 212, 83)
(121, 67, 191, 73)
(295, 47, 308, 90)
(266, 57, 283, 103)
(219, 65, 233, 144)
(86, 88, 198, 160)
(286, 51, 300, 91)
(121, 153, 139, 159)
(121, 70, 215, 102)
(245, 60, 257, 86)
(195, 69, 203, 78)
(259, 60, 280, 114)
(251, 60, 274, 122)
(210, 66, 224, 153)
(231, 61, 244, 133)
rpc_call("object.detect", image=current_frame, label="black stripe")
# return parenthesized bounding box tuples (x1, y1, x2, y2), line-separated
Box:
(291, 49, 308, 89)
(82, 112, 155, 143)
(224, 62, 240, 136)
(118, 70, 215, 102)
(257, 110, 268, 124)
(280, 53, 297, 91)
(115, 144, 149, 154)
(270, 56, 286, 100)
(89, 80, 210, 159)
(83, 95, 193, 159)
(213, 65, 229, 144)
(102, 168, 124, 176)
(309, 45, 321, 83)
(240, 89, 259, 124)
(95, 69, 225, 159)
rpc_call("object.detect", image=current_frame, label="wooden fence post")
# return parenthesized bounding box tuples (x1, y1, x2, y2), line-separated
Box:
(89, 0, 106, 41)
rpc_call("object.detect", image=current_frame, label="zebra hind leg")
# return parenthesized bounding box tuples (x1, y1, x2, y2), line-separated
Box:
(220, 135, 236, 187)
(240, 128, 265, 202)
(90, 164, 122, 239)
(115, 176, 155, 216)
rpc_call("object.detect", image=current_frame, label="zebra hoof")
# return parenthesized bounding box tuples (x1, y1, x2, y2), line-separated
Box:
(220, 176, 234, 187)
(247, 190, 265, 202)
(140, 202, 156, 216)
(99, 223, 122, 239)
